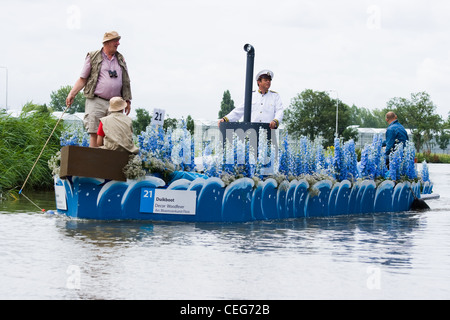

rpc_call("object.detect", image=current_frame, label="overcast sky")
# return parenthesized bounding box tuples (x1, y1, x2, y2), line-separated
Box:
(1, 0, 449, 121)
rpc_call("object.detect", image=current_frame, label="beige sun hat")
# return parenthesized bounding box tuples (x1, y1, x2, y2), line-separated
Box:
(109, 97, 127, 112)
(103, 31, 121, 43)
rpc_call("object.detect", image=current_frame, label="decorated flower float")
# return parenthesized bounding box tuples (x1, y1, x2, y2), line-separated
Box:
(51, 121, 435, 222)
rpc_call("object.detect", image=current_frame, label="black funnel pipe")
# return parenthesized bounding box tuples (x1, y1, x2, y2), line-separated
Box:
(243, 44, 255, 123)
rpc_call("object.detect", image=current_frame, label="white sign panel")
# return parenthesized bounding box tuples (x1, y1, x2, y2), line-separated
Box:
(55, 185, 67, 210)
(152, 108, 166, 126)
(140, 188, 196, 215)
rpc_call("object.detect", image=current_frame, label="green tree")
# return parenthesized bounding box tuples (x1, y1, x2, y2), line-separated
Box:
(163, 115, 178, 132)
(444, 113, 450, 129)
(350, 105, 387, 128)
(284, 89, 356, 147)
(50, 85, 85, 114)
(186, 115, 195, 136)
(387, 92, 443, 153)
(132, 108, 151, 135)
(218, 90, 235, 118)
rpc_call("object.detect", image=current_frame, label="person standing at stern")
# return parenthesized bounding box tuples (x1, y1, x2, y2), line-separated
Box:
(66, 31, 132, 147)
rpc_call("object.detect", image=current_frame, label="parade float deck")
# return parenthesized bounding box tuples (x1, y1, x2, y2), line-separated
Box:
(53, 146, 435, 222)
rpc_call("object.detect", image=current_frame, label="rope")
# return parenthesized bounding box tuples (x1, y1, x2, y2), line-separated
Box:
(20, 192, 46, 212)
(19, 105, 70, 195)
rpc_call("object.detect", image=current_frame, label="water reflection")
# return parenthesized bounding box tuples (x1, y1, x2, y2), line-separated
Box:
(53, 209, 424, 272)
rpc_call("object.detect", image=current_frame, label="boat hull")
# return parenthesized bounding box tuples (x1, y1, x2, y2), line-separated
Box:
(53, 175, 432, 222)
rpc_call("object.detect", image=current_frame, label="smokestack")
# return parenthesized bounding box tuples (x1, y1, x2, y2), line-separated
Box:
(243, 44, 255, 123)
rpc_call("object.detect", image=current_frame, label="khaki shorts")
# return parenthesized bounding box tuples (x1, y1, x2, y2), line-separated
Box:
(83, 97, 110, 133)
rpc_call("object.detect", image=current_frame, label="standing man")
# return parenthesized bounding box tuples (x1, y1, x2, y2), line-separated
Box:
(218, 70, 283, 129)
(384, 111, 409, 166)
(66, 31, 132, 147)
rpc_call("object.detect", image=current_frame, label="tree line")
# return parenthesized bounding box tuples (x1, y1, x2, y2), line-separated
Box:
(34, 85, 450, 153)
(218, 89, 450, 153)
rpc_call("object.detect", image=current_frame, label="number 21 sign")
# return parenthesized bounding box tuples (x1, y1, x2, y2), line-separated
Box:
(152, 108, 165, 126)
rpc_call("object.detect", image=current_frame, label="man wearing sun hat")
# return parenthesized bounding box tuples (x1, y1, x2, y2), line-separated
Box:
(66, 31, 132, 147)
(96, 97, 138, 154)
(218, 69, 284, 129)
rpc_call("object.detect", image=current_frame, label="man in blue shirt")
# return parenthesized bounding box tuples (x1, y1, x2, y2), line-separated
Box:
(384, 111, 409, 167)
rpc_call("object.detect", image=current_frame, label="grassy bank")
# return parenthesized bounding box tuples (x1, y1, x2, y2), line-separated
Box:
(0, 109, 63, 196)
(416, 152, 450, 164)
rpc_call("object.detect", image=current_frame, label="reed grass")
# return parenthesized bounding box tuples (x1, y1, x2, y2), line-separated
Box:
(0, 109, 63, 195)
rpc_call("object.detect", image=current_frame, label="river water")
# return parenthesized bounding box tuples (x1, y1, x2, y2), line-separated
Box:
(1, 164, 449, 300)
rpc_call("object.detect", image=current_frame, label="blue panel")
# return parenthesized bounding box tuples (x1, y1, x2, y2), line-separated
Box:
(306, 180, 332, 217)
(294, 180, 309, 218)
(277, 181, 289, 219)
(197, 178, 225, 222)
(285, 180, 298, 218)
(334, 180, 351, 215)
(222, 178, 254, 222)
(261, 179, 278, 220)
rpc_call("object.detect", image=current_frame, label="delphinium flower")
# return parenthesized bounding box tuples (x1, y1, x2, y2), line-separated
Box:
(236, 135, 245, 167)
(314, 141, 326, 174)
(332, 138, 347, 181)
(371, 134, 384, 178)
(171, 120, 196, 172)
(256, 127, 271, 177)
(307, 139, 319, 175)
(343, 139, 358, 181)
(80, 132, 89, 147)
(388, 143, 403, 181)
(161, 127, 173, 162)
(60, 129, 81, 146)
(402, 141, 417, 180)
(360, 141, 379, 180)
(222, 135, 235, 175)
(138, 124, 160, 162)
(359, 146, 369, 178)
(243, 137, 257, 178)
(421, 160, 430, 182)
(278, 131, 291, 176)
(202, 141, 221, 178)
(202, 141, 212, 170)
(322, 146, 335, 176)
(292, 145, 302, 176)
(296, 136, 310, 175)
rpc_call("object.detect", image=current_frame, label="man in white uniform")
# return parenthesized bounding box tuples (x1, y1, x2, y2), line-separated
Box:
(218, 70, 283, 129)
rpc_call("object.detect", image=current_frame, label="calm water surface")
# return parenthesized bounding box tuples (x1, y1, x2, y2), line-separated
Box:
(1, 164, 449, 300)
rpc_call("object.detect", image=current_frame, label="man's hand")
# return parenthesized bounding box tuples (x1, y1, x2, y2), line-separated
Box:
(66, 77, 87, 108)
(125, 100, 131, 115)
(65, 93, 75, 108)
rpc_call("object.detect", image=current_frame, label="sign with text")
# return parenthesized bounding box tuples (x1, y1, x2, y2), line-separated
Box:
(55, 185, 67, 211)
(140, 188, 196, 215)
(152, 108, 166, 126)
